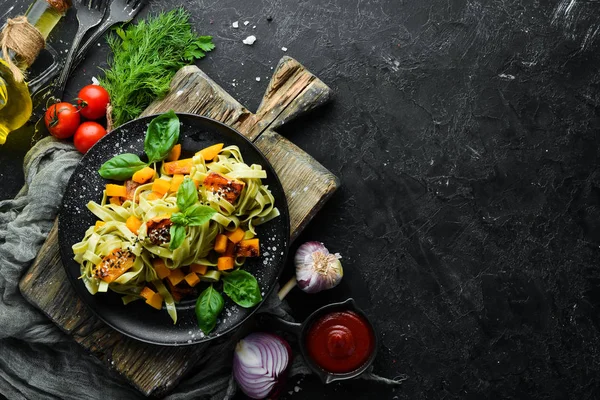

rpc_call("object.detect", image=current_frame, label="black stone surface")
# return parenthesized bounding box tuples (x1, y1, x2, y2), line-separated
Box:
(1, 0, 600, 399)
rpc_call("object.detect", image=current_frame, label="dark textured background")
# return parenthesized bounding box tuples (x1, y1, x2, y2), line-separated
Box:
(2, 0, 600, 398)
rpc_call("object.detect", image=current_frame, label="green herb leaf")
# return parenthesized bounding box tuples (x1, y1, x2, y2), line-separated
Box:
(184, 204, 216, 226)
(176, 177, 198, 211)
(99, 9, 216, 127)
(170, 212, 188, 226)
(195, 285, 224, 333)
(98, 153, 147, 180)
(222, 270, 262, 308)
(145, 111, 180, 163)
(197, 36, 215, 52)
(169, 224, 186, 250)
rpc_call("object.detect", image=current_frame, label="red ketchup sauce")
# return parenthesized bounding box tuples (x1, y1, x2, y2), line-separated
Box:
(305, 311, 375, 373)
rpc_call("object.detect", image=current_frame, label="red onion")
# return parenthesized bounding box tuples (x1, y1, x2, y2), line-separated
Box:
(233, 332, 292, 399)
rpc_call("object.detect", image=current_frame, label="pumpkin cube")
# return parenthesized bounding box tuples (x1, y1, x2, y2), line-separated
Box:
(190, 264, 208, 275)
(167, 268, 185, 286)
(217, 256, 235, 271)
(152, 258, 171, 279)
(94, 248, 136, 283)
(214, 234, 228, 253)
(184, 272, 201, 287)
(235, 239, 260, 257)
(225, 227, 245, 244)
(203, 172, 245, 204)
(146, 292, 163, 310)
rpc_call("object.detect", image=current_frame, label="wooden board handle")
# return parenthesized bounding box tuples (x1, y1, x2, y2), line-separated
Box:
(238, 56, 332, 140)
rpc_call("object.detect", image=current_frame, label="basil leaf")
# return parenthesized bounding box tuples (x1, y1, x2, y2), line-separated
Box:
(195, 285, 224, 334)
(222, 270, 262, 308)
(176, 177, 198, 212)
(98, 153, 147, 180)
(184, 204, 217, 226)
(169, 224, 186, 250)
(144, 110, 180, 163)
(170, 212, 188, 226)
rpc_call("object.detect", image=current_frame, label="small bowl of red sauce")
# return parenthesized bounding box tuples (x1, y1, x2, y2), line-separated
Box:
(257, 298, 377, 384)
(300, 298, 377, 383)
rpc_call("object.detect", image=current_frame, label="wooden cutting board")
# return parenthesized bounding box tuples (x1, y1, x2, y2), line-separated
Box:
(18, 56, 338, 397)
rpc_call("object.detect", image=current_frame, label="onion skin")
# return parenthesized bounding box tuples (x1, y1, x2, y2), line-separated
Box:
(295, 241, 343, 294)
(233, 332, 292, 399)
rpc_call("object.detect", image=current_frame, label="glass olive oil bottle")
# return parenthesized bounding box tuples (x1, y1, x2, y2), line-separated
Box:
(0, 0, 71, 144)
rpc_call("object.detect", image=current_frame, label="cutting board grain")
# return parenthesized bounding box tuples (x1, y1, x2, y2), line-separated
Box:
(19, 56, 338, 397)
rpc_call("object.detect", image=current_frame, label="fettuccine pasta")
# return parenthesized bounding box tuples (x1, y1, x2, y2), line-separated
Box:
(73, 144, 279, 324)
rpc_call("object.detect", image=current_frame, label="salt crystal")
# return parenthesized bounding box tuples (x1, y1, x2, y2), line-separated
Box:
(244, 21, 249, 25)
(256, 77, 261, 81)
(232, 21, 239, 28)
(281, 47, 288, 51)
(294, 386, 301, 392)
(242, 35, 257, 45)
(252, 25, 256, 29)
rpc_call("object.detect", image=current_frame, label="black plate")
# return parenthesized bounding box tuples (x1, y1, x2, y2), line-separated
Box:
(58, 113, 289, 346)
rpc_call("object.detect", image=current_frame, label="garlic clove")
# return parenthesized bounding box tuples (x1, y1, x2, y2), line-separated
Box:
(295, 241, 343, 294)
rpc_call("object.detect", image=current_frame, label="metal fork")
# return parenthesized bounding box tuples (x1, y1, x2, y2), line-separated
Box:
(70, 0, 147, 73)
(53, 0, 107, 99)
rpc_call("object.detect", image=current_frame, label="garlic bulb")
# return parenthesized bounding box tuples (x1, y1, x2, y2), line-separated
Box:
(295, 241, 343, 293)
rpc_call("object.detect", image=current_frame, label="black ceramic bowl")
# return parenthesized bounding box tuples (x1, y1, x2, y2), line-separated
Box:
(58, 113, 289, 346)
(260, 298, 378, 383)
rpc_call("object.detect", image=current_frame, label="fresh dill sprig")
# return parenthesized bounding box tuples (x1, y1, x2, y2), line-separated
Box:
(99, 8, 215, 127)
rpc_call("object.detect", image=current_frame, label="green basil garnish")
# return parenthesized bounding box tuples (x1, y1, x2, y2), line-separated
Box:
(176, 177, 198, 211)
(196, 285, 224, 334)
(222, 270, 262, 308)
(169, 178, 215, 249)
(98, 153, 148, 180)
(169, 224, 186, 251)
(184, 204, 216, 226)
(170, 213, 188, 226)
(144, 110, 180, 163)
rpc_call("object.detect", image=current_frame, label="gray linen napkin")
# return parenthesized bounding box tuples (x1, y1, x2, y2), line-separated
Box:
(0, 138, 403, 400)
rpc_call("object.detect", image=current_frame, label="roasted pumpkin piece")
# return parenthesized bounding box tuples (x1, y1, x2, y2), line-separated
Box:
(123, 179, 142, 201)
(196, 143, 223, 161)
(184, 272, 201, 287)
(203, 172, 245, 204)
(146, 292, 163, 310)
(146, 217, 173, 245)
(167, 268, 185, 286)
(109, 196, 122, 206)
(214, 234, 228, 253)
(190, 264, 208, 275)
(94, 248, 136, 283)
(217, 256, 235, 271)
(152, 258, 171, 279)
(126, 215, 142, 234)
(167, 144, 182, 161)
(169, 174, 185, 193)
(235, 239, 260, 257)
(225, 227, 245, 244)
(152, 178, 171, 195)
(94, 221, 105, 230)
(106, 184, 126, 197)
(146, 191, 163, 201)
(132, 166, 155, 184)
(163, 158, 193, 175)
(140, 286, 156, 301)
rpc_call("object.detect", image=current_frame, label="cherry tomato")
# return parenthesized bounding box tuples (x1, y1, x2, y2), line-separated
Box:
(44, 102, 80, 139)
(73, 121, 107, 154)
(77, 84, 110, 120)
